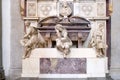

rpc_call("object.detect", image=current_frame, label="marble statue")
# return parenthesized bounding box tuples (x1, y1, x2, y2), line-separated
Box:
(59, 1, 72, 18)
(20, 21, 46, 59)
(55, 24, 72, 58)
(89, 23, 107, 57)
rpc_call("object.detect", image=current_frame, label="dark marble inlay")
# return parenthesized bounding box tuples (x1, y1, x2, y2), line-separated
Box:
(40, 58, 86, 74)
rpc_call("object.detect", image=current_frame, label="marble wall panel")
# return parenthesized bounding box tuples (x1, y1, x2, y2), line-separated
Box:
(27, 0, 37, 17)
(74, 2, 106, 17)
(74, 3, 97, 17)
(38, 2, 57, 17)
(97, 2, 106, 17)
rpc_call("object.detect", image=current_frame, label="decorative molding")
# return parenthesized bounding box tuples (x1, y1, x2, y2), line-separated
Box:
(88, 17, 109, 20)
(23, 17, 39, 20)
(74, 3, 97, 17)
(96, 0, 106, 2)
(27, 1, 37, 17)
(20, 0, 26, 18)
(97, 2, 106, 17)
(97, 21, 106, 42)
(38, 2, 57, 17)
(81, 4, 93, 16)
(20, 1, 107, 19)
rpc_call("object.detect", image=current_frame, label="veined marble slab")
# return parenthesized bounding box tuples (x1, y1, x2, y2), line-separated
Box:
(40, 58, 86, 74)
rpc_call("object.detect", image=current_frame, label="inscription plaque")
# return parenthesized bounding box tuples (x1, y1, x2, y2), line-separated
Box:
(40, 58, 86, 74)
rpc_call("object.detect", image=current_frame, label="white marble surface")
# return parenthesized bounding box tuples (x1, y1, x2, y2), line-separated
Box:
(30, 48, 96, 58)
(87, 58, 108, 77)
(74, 3, 97, 17)
(22, 48, 108, 78)
(37, 2, 57, 17)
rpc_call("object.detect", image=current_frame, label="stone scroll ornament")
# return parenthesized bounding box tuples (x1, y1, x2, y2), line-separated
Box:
(89, 23, 108, 57)
(55, 24, 72, 58)
(20, 21, 46, 59)
(20, 0, 26, 18)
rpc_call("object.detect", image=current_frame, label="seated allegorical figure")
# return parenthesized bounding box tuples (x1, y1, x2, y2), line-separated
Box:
(55, 24, 72, 58)
(20, 21, 46, 59)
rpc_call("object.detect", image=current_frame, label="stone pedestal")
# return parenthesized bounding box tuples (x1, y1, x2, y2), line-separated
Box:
(22, 48, 108, 78)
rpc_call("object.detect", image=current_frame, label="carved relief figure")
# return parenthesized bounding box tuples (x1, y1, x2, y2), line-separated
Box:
(20, 21, 46, 59)
(89, 23, 107, 57)
(55, 24, 72, 58)
(20, 0, 25, 17)
(59, 1, 72, 18)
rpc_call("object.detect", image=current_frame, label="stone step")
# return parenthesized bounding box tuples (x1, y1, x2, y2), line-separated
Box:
(18, 77, 114, 80)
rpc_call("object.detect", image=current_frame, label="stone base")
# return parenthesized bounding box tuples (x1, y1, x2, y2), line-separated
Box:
(18, 77, 113, 80)
(9, 68, 22, 80)
(22, 48, 108, 78)
(18, 74, 114, 80)
(20, 78, 87, 80)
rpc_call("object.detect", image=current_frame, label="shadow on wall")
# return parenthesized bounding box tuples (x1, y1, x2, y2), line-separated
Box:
(0, 0, 5, 80)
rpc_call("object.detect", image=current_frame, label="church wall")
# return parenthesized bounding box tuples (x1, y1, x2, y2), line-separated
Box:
(2, 0, 23, 79)
(0, 0, 2, 66)
(2, 0, 11, 78)
(110, 0, 120, 79)
(9, 0, 24, 79)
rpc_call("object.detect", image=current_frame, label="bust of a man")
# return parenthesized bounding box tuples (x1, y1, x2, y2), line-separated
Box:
(59, 1, 72, 18)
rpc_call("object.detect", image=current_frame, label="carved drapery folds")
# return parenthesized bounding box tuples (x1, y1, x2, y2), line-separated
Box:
(20, 21, 46, 59)
(20, 0, 108, 58)
(89, 22, 107, 57)
(55, 24, 72, 58)
(37, 15, 91, 58)
(37, 15, 91, 48)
